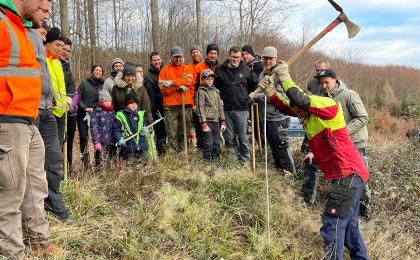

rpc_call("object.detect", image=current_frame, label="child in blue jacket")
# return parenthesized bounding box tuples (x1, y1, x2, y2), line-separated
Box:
(91, 90, 115, 169)
(112, 92, 149, 162)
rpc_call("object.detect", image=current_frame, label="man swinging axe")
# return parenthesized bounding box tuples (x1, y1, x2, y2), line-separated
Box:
(249, 0, 361, 99)
(259, 61, 369, 259)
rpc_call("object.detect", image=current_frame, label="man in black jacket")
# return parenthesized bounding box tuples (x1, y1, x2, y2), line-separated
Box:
(144, 51, 166, 154)
(59, 36, 77, 174)
(214, 46, 258, 161)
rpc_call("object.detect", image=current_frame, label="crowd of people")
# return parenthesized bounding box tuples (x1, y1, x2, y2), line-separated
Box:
(1, 0, 372, 259)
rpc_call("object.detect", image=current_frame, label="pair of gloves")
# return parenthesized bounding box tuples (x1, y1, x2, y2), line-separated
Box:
(159, 80, 189, 93)
(258, 61, 292, 97)
(202, 121, 227, 133)
(116, 127, 153, 147)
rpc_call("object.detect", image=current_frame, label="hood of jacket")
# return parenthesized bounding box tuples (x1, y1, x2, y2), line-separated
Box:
(198, 84, 218, 92)
(204, 58, 219, 69)
(249, 55, 262, 66)
(325, 79, 347, 98)
(148, 64, 163, 75)
(123, 107, 139, 116)
(86, 76, 104, 87)
(114, 72, 144, 91)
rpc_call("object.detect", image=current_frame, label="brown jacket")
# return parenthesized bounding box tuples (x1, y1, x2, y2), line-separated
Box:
(111, 73, 153, 124)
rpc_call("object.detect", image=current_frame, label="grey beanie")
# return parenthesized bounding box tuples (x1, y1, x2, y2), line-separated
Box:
(190, 44, 202, 54)
(171, 46, 184, 57)
(98, 90, 112, 103)
(122, 65, 136, 77)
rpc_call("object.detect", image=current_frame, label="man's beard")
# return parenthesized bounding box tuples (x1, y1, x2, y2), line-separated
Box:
(31, 20, 43, 29)
(22, 5, 38, 22)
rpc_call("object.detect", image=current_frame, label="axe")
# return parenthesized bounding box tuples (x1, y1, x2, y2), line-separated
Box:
(249, 0, 360, 98)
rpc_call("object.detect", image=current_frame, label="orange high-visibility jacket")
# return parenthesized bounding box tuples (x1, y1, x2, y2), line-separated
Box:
(0, 7, 41, 124)
(194, 60, 218, 85)
(159, 63, 195, 107)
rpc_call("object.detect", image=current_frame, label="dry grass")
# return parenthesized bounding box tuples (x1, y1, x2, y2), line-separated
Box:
(40, 127, 419, 259)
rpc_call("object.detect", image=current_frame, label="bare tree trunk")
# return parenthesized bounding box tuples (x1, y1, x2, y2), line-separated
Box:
(59, 0, 70, 36)
(239, 0, 244, 46)
(249, 0, 254, 45)
(96, 0, 100, 49)
(151, 0, 160, 52)
(75, 0, 82, 80)
(196, 0, 202, 47)
(87, 0, 97, 65)
(113, 0, 119, 51)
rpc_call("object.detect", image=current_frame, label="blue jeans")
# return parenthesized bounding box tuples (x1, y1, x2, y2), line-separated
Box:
(321, 174, 369, 260)
(223, 110, 251, 161)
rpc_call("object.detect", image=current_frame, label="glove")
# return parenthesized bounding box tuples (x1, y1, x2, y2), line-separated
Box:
(220, 121, 227, 132)
(258, 75, 276, 97)
(118, 138, 126, 146)
(201, 122, 211, 132)
(65, 97, 74, 113)
(178, 86, 188, 93)
(94, 143, 102, 151)
(142, 127, 152, 134)
(273, 60, 291, 82)
(159, 80, 174, 87)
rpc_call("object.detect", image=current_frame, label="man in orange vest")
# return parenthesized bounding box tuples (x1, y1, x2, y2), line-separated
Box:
(0, 0, 64, 258)
(159, 46, 195, 151)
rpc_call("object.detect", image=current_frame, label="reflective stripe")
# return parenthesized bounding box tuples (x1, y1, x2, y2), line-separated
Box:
(0, 13, 39, 77)
(0, 67, 40, 77)
(2, 15, 21, 66)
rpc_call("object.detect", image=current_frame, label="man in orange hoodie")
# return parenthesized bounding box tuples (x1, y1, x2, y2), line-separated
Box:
(159, 46, 195, 151)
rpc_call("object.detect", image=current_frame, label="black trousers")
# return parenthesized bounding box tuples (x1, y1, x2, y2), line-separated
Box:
(301, 160, 321, 204)
(202, 121, 221, 162)
(95, 146, 117, 169)
(55, 113, 66, 151)
(67, 113, 77, 168)
(193, 112, 204, 149)
(35, 109, 68, 220)
(152, 106, 167, 154)
(77, 110, 90, 156)
(265, 119, 295, 173)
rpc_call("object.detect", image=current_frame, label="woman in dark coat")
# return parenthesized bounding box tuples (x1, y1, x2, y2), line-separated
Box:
(111, 65, 153, 124)
(77, 65, 104, 169)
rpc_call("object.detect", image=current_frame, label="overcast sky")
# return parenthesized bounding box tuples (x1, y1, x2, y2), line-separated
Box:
(283, 0, 420, 68)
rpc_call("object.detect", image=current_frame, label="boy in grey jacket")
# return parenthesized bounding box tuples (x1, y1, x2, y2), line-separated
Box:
(197, 70, 227, 163)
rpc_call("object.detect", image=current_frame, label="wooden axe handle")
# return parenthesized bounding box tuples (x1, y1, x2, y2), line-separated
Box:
(249, 17, 342, 99)
(287, 17, 341, 66)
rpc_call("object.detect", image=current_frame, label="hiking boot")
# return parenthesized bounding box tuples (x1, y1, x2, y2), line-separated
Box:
(31, 244, 67, 258)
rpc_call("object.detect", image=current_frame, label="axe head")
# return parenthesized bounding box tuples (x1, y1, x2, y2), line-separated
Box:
(338, 12, 361, 39)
